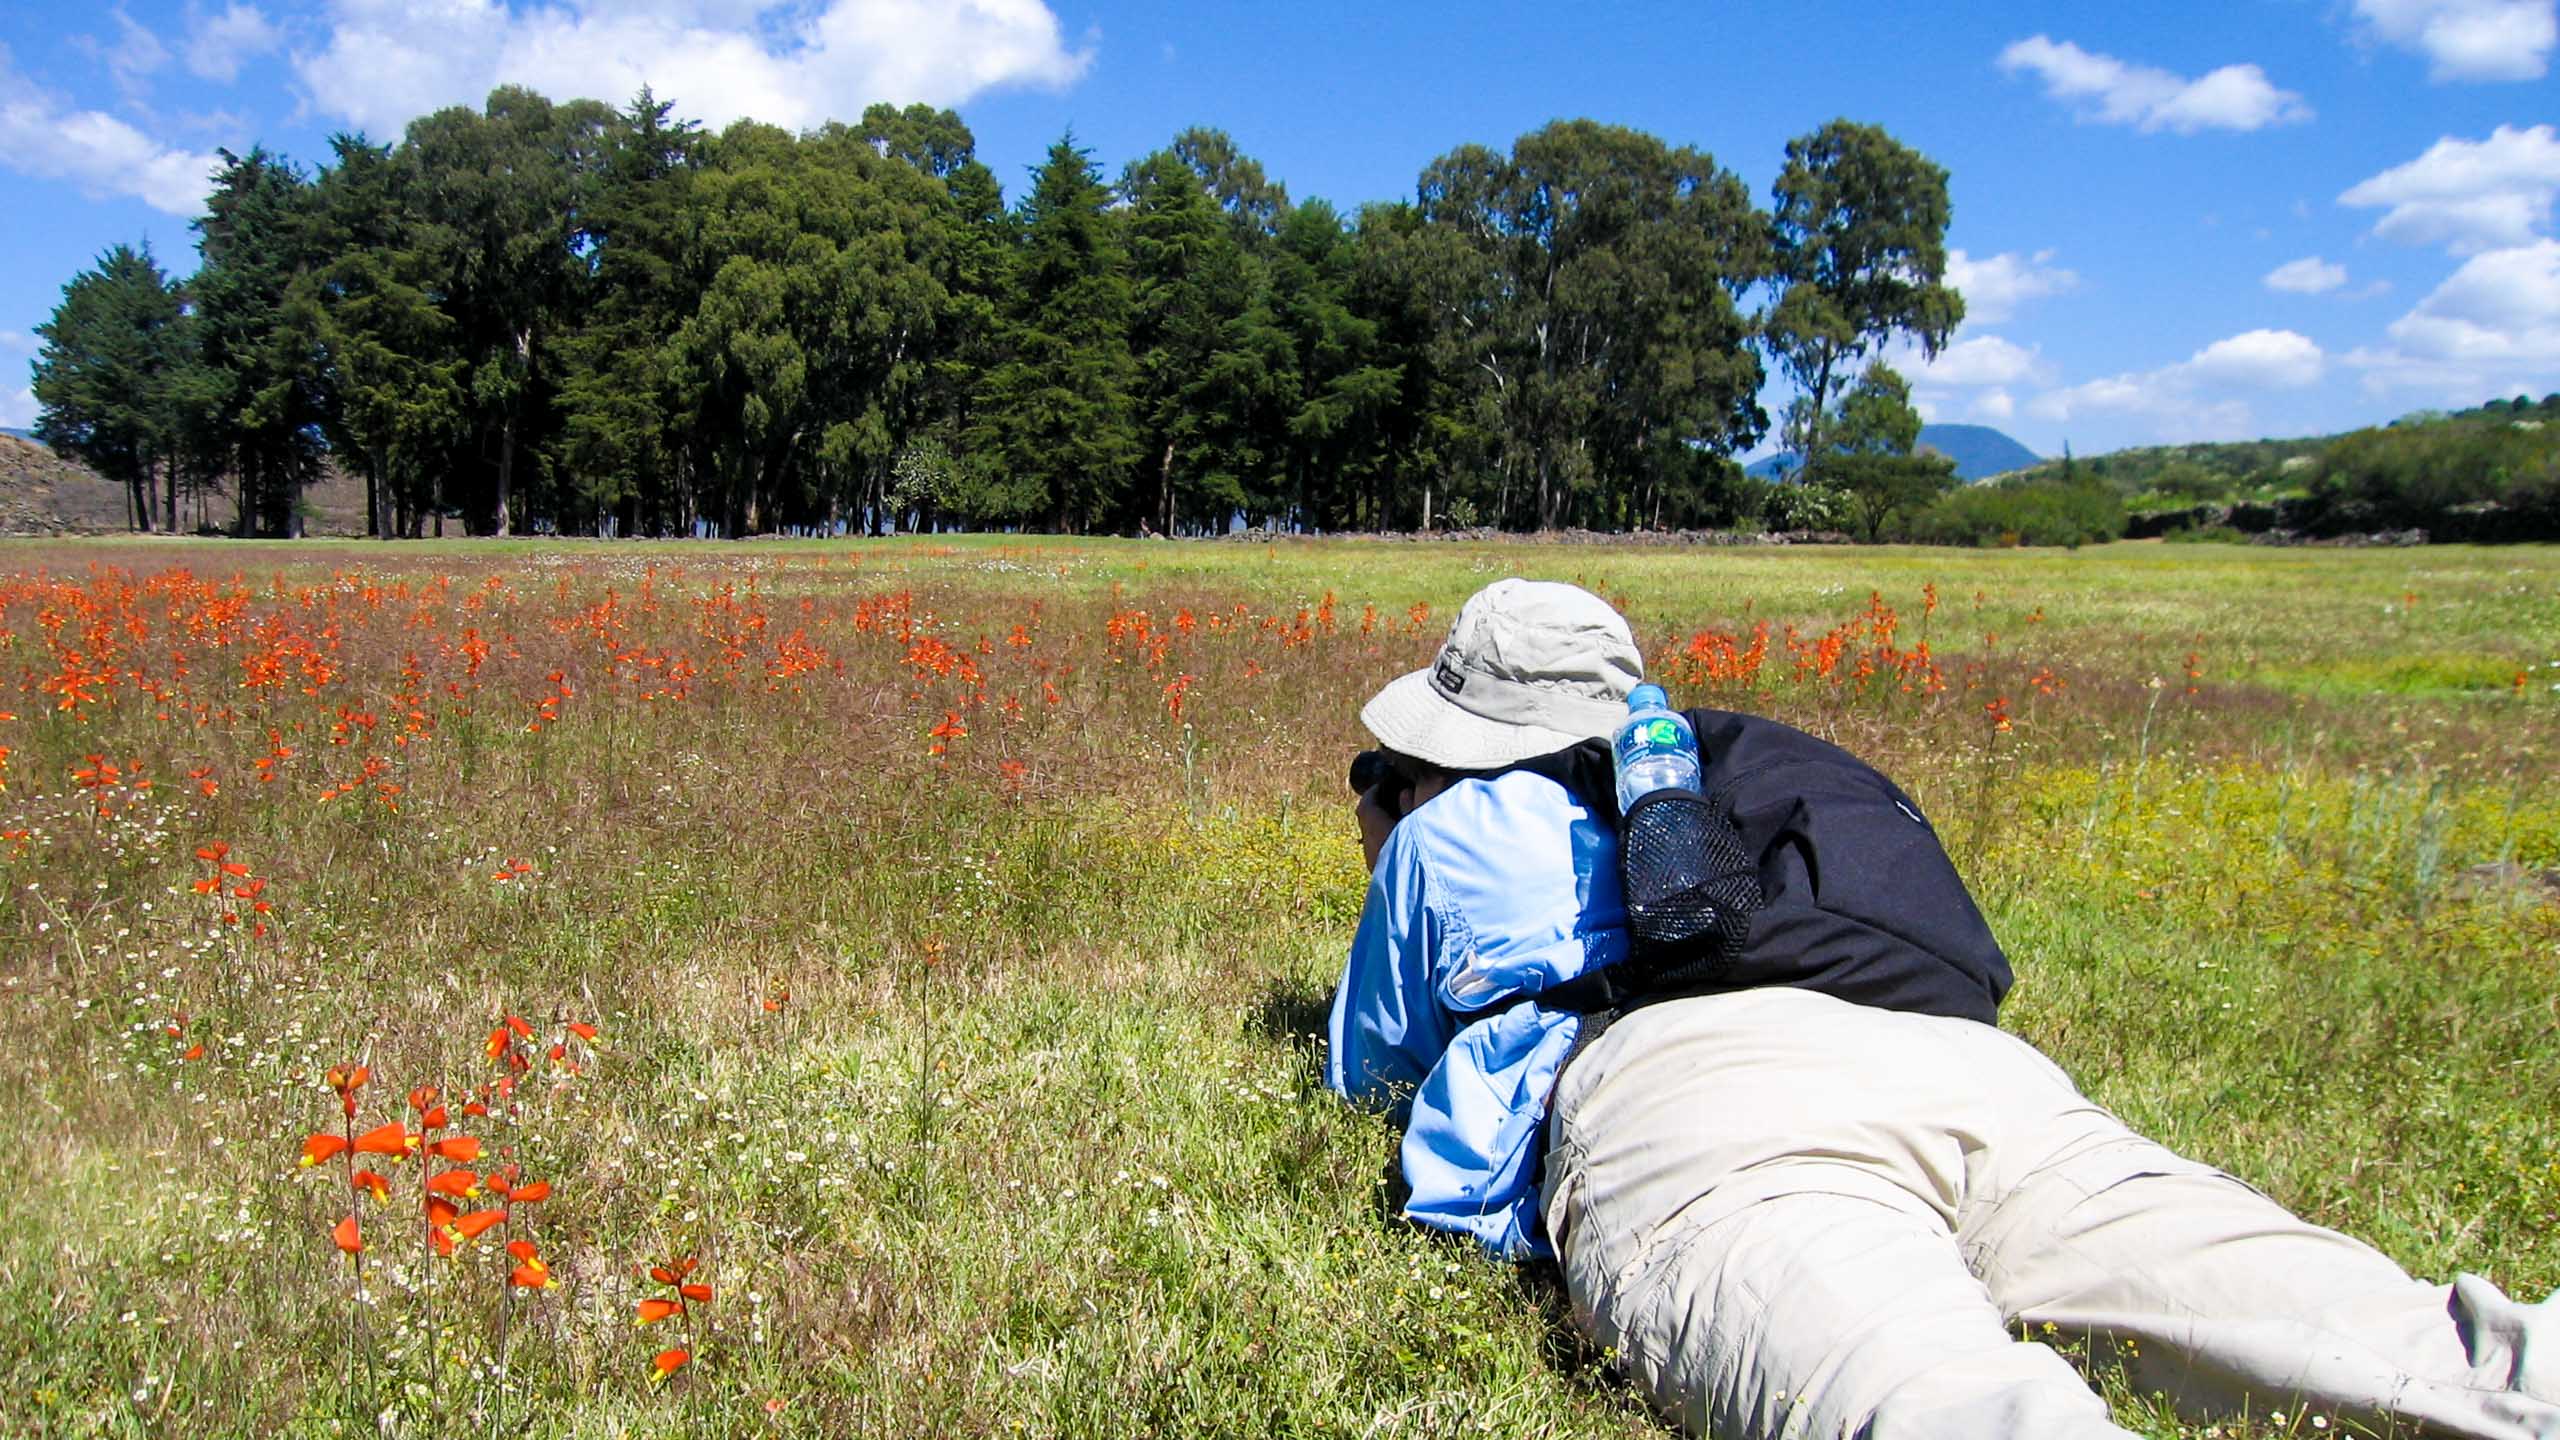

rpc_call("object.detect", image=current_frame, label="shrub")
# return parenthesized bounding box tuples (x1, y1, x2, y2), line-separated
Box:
(1911, 477, 2127, 548)
(1761, 479, 1846, 532)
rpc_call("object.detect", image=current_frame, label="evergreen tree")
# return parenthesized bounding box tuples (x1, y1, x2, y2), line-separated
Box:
(1121, 149, 1251, 534)
(669, 119, 948, 535)
(193, 146, 325, 537)
(31, 243, 193, 532)
(302, 133, 468, 539)
(554, 90, 702, 536)
(924, 157, 1015, 528)
(402, 88, 610, 534)
(965, 134, 1139, 532)
(1268, 200, 1399, 530)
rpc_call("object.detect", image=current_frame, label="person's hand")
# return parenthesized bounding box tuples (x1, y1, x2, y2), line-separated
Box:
(1356, 781, 1404, 872)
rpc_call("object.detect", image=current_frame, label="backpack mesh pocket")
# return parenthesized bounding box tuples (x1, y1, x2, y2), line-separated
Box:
(1620, 788, 1761, 963)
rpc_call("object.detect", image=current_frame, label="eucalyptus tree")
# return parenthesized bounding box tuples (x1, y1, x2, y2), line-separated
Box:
(1765, 119, 1963, 472)
(669, 118, 948, 535)
(31, 243, 193, 531)
(1171, 126, 1290, 242)
(1416, 119, 1769, 530)
(853, 101, 978, 179)
(1823, 361, 1954, 541)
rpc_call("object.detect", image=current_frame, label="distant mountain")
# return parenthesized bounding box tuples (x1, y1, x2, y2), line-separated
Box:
(1914, 424, 2041, 480)
(1743, 424, 2042, 484)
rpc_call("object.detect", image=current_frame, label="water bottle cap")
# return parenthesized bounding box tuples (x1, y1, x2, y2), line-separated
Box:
(1627, 683, 1669, 711)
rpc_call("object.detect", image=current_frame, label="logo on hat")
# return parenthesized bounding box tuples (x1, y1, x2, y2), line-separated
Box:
(1432, 654, 1468, 697)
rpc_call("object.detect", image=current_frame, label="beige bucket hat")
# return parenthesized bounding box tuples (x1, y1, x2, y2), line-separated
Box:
(1361, 578, 1644, 770)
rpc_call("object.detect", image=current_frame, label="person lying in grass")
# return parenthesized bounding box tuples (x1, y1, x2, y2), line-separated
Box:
(1327, 577, 2560, 1440)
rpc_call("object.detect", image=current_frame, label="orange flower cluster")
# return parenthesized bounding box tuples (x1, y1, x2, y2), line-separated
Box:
(1648, 587, 2078, 736)
(1653, 591, 1949, 696)
(70, 753, 149, 816)
(190, 841, 274, 937)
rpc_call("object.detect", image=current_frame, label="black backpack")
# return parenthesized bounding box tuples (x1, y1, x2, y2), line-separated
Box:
(1499, 708, 2011, 1028)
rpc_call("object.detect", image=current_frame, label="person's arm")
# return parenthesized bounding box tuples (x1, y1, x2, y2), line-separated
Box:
(1324, 822, 1452, 1127)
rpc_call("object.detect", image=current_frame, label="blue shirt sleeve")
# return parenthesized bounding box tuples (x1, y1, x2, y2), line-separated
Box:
(1324, 822, 1452, 1128)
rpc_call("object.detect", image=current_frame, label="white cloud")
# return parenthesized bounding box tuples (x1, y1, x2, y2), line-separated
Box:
(2352, 0, 2557, 82)
(1997, 35, 2312, 133)
(293, 0, 1094, 139)
(0, 330, 33, 355)
(72, 6, 172, 102)
(1974, 389, 2017, 421)
(0, 48, 223, 216)
(1946, 248, 2077, 324)
(1902, 334, 2050, 388)
(2341, 124, 2560, 254)
(0, 386, 34, 430)
(187, 3, 284, 83)
(115, 8, 171, 80)
(2382, 239, 2560, 371)
(2265, 256, 2350, 293)
(2028, 328, 2326, 438)
(2187, 329, 2328, 387)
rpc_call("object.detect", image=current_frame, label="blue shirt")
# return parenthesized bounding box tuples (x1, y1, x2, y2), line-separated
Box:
(1324, 769, 1629, 1259)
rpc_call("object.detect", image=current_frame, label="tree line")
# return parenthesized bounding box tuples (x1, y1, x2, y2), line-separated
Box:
(30, 90, 1965, 539)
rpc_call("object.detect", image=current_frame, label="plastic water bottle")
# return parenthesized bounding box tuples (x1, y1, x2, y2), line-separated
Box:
(1613, 683, 1701, 811)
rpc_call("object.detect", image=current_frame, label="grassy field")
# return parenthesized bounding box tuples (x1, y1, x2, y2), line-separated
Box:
(1, 533, 2554, 1439)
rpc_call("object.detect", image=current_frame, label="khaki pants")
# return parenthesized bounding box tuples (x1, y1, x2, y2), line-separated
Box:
(1542, 988, 2560, 1440)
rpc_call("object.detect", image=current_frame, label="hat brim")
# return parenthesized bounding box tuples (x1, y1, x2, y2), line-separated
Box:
(1360, 668, 1608, 771)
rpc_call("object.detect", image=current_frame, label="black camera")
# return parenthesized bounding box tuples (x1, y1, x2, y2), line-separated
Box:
(1350, 748, 1414, 818)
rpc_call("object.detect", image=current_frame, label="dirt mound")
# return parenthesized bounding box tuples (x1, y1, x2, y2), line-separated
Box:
(0, 435, 374, 538)
(0, 434, 137, 535)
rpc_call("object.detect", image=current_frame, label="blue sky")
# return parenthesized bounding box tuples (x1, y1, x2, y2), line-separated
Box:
(2, 0, 2556, 460)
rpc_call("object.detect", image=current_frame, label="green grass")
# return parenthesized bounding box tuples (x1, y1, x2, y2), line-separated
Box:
(0, 535, 2554, 1438)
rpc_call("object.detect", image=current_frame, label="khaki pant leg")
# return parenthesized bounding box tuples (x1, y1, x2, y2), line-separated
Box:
(1567, 1184, 2136, 1440)
(1546, 991, 2137, 1439)
(1971, 1137, 2560, 1440)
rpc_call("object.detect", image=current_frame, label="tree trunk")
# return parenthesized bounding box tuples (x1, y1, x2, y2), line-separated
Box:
(165, 459, 177, 538)
(1423, 475, 1433, 534)
(495, 417, 517, 538)
(1159, 439, 1175, 537)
